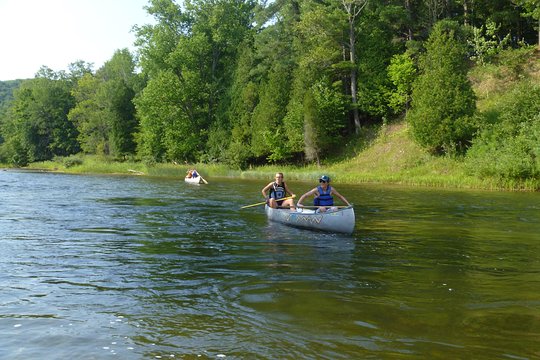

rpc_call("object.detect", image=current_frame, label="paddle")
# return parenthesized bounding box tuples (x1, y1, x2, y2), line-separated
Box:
(200, 176, 209, 184)
(240, 195, 295, 209)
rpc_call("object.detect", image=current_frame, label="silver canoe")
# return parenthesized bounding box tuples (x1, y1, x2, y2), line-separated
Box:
(265, 205, 355, 234)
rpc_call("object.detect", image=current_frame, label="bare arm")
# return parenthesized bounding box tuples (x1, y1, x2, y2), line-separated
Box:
(297, 188, 318, 207)
(261, 182, 273, 198)
(331, 188, 351, 206)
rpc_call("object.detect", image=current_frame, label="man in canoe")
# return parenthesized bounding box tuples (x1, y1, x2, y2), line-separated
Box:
(297, 175, 351, 213)
(262, 172, 296, 210)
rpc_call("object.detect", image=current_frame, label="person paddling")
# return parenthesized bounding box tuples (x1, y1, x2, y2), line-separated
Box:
(297, 175, 350, 213)
(261, 172, 296, 210)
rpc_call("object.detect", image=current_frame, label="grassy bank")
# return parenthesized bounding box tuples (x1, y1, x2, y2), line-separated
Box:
(19, 119, 538, 191)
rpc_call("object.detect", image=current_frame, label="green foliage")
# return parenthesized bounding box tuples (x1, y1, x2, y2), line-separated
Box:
(68, 74, 106, 154)
(250, 62, 293, 162)
(0, 80, 23, 115)
(203, 122, 229, 163)
(0, 74, 79, 165)
(495, 46, 537, 80)
(407, 20, 477, 155)
(387, 52, 416, 114)
(135, 70, 201, 163)
(68, 49, 138, 158)
(303, 90, 319, 165)
(134, 0, 255, 164)
(466, 81, 540, 180)
(301, 79, 347, 165)
(311, 81, 347, 147)
(286, 2, 342, 157)
(355, 13, 399, 119)
(57, 154, 84, 168)
(513, 0, 540, 46)
(226, 39, 258, 169)
(468, 20, 511, 65)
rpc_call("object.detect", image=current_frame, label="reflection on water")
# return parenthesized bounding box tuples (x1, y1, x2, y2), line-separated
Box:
(0, 170, 539, 359)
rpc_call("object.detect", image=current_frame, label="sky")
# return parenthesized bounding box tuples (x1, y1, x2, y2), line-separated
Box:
(0, 0, 154, 81)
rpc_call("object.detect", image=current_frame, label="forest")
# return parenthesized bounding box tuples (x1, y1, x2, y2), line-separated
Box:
(0, 0, 539, 183)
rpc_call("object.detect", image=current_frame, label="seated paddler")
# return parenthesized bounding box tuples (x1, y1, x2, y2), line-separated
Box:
(297, 175, 351, 213)
(261, 172, 296, 210)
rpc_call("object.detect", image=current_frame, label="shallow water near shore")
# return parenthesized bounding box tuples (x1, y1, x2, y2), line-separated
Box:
(1, 170, 539, 359)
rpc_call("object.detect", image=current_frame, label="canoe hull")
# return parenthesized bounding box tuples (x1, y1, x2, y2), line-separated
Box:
(265, 205, 355, 234)
(184, 176, 204, 184)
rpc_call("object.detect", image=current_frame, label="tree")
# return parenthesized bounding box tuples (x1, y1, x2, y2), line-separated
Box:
(226, 38, 258, 168)
(250, 61, 293, 162)
(304, 80, 347, 164)
(342, 0, 368, 133)
(135, 70, 199, 162)
(0, 70, 79, 165)
(134, 0, 255, 163)
(406, 20, 476, 154)
(468, 20, 511, 66)
(68, 49, 138, 157)
(68, 74, 106, 154)
(466, 81, 540, 180)
(97, 49, 138, 156)
(513, 0, 540, 47)
(387, 51, 416, 114)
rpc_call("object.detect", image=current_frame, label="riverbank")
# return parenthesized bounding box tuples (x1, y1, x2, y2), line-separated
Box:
(9, 120, 537, 191)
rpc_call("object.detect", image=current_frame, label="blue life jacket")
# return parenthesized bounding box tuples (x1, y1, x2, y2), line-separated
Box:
(314, 185, 333, 206)
(270, 182, 286, 200)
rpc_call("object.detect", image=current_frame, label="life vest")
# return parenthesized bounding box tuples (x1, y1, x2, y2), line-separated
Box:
(314, 185, 333, 206)
(270, 182, 286, 200)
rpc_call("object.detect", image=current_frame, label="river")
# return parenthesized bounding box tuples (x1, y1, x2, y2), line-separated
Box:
(1, 170, 538, 359)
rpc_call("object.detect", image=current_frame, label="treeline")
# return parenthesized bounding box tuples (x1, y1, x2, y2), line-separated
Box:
(0, 0, 539, 181)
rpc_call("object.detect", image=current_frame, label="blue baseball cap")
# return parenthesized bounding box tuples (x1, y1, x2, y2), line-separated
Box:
(319, 175, 330, 183)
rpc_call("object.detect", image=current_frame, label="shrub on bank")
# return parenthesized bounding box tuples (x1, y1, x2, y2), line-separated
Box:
(466, 80, 540, 181)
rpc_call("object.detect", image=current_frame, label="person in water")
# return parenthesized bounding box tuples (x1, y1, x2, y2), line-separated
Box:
(297, 175, 351, 212)
(261, 172, 296, 210)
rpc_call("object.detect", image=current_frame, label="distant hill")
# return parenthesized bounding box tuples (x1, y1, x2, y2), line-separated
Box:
(0, 79, 24, 99)
(0, 79, 24, 117)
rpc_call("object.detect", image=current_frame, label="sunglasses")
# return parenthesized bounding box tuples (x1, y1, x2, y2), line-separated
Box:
(319, 180, 326, 183)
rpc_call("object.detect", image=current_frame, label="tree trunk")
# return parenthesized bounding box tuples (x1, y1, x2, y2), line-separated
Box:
(349, 18, 361, 133)
(463, 0, 469, 26)
(405, 0, 413, 40)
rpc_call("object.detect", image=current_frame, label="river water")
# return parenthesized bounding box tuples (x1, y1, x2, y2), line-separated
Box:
(1, 170, 538, 359)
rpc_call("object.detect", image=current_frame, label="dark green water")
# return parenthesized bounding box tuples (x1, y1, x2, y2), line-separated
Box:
(1, 170, 539, 359)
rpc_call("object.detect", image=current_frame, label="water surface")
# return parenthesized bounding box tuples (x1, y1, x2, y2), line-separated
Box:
(1, 170, 538, 359)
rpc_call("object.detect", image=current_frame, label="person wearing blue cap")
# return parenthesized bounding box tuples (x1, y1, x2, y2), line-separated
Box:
(297, 175, 351, 212)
